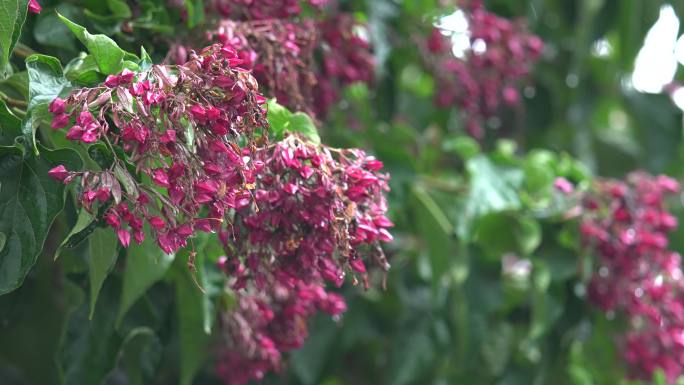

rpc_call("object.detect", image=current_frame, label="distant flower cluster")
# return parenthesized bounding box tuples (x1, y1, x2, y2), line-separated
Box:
(582, 172, 684, 383)
(168, 0, 373, 118)
(425, 0, 543, 139)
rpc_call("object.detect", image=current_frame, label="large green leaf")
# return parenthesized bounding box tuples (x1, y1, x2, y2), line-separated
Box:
(0, 145, 81, 294)
(57, 13, 126, 75)
(458, 155, 523, 239)
(0, 100, 21, 144)
(474, 213, 541, 259)
(0, 0, 28, 77)
(54, 207, 96, 260)
(25, 54, 70, 110)
(57, 278, 160, 385)
(289, 112, 321, 145)
(411, 185, 458, 282)
(116, 236, 175, 326)
(24, 54, 72, 153)
(33, 7, 79, 53)
(173, 255, 211, 385)
(120, 327, 162, 385)
(88, 227, 119, 318)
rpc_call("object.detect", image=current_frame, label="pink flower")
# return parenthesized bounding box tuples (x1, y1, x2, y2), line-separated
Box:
(104, 75, 119, 88)
(151, 168, 170, 188)
(28, 0, 41, 14)
(149, 216, 165, 230)
(117, 228, 131, 248)
(554, 177, 574, 194)
(49, 98, 66, 114)
(118, 69, 135, 84)
(105, 213, 121, 228)
(47, 165, 69, 182)
(65, 125, 84, 140)
(51, 114, 69, 129)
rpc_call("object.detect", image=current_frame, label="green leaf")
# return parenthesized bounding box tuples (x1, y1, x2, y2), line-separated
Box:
(411, 185, 459, 283)
(173, 255, 211, 385)
(0, 69, 28, 100)
(25, 54, 69, 110)
(528, 263, 562, 341)
(0, 232, 6, 252)
(0, 0, 29, 77)
(480, 322, 513, 376)
(64, 54, 103, 86)
(107, 0, 132, 18)
(0, 145, 82, 294)
(442, 135, 481, 160)
(267, 99, 293, 139)
(24, 54, 72, 153)
(523, 150, 557, 198)
(139, 46, 153, 71)
(474, 214, 541, 258)
(388, 325, 435, 385)
(266, 100, 321, 144)
(88, 227, 119, 318)
(116, 236, 174, 326)
(458, 155, 523, 239)
(184, 0, 204, 28)
(120, 328, 162, 385)
(290, 317, 340, 385)
(56, 279, 160, 385)
(0, 100, 21, 144)
(57, 13, 126, 75)
(114, 163, 138, 199)
(289, 112, 321, 145)
(33, 9, 78, 53)
(55, 207, 96, 260)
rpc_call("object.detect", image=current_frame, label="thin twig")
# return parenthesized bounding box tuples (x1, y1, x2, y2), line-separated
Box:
(0, 91, 28, 108)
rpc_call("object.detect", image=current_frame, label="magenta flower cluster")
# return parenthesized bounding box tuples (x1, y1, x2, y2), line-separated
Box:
(167, 0, 374, 118)
(581, 172, 684, 383)
(48, 39, 391, 384)
(314, 13, 374, 117)
(211, 19, 318, 114)
(48, 44, 268, 253)
(213, 138, 392, 384)
(425, 0, 543, 139)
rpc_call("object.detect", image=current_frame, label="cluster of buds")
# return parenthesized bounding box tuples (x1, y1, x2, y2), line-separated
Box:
(424, 0, 543, 138)
(48, 44, 268, 253)
(213, 137, 392, 384)
(581, 172, 684, 383)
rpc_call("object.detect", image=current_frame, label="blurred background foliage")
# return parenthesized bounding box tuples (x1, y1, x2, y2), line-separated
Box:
(3, 0, 684, 385)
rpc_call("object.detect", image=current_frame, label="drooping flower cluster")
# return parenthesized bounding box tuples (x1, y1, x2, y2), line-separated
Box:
(581, 172, 684, 383)
(48, 44, 268, 253)
(216, 281, 346, 385)
(424, 1, 543, 139)
(168, 1, 373, 118)
(213, 137, 392, 384)
(314, 14, 374, 117)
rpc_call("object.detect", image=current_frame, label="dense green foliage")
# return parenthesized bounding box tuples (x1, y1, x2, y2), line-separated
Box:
(2, 1, 684, 385)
